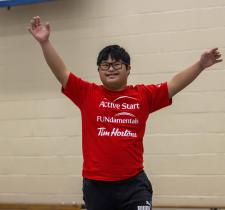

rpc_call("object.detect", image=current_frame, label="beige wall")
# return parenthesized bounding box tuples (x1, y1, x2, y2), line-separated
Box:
(0, 0, 225, 206)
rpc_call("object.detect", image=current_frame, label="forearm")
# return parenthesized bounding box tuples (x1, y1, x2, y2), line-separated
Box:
(40, 40, 69, 86)
(168, 61, 204, 98)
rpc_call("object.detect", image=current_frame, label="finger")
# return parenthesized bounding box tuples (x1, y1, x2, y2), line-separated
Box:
(36, 16, 41, 26)
(34, 16, 40, 27)
(215, 53, 222, 58)
(208, 48, 219, 56)
(214, 52, 222, 58)
(214, 51, 221, 55)
(216, 51, 221, 55)
(45, 22, 50, 31)
(34, 16, 38, 26)
(27, 26, 35, 37)
(210, 47, 218, 53)
(215, 59, 223, 63)
(30, 18, 36, 30)
(214, 50, 221, 56)
(33, 16, 36, 26)
(214, 50, 221, 54)
(212, 50, 222, 58)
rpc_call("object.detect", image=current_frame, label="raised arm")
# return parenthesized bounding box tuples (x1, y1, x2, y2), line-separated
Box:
(168, 48, 223, 98)
(28, 16, 70, 88)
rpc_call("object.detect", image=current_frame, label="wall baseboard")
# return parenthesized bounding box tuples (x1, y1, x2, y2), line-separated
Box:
(0, 204, 85, 210)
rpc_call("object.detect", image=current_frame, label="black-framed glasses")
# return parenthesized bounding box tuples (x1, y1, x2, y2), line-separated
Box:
(98, 61, 127, 71)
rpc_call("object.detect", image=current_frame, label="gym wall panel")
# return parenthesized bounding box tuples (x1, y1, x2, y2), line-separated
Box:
(0, 118, 81, 137)
(151, 175, 225, 196)
(0, 136, 82, 156)
(0, 175, 82, 194)
(144, 134, 225, 154)
(144, 154, 225, 175)
(0, 156, 82, 175)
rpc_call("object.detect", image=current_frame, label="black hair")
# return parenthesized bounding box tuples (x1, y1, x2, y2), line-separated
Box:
(97, 45, 130, 66)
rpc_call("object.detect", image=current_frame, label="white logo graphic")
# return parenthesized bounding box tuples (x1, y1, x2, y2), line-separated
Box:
(99, 96, 140, 110)
(114, 112, 136, 118)
(137, 205, 151, 210)
(97, 116, 139, 125)
(99, 101, 139, 110)
(146, 201, 151, 206)
(98, 127, 137, 137)
(137, 201, 151, 210)
(97, 96, 140, 138)
(113, 96, 137, 102)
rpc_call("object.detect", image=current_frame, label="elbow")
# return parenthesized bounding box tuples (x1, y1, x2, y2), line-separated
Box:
(61, 70, 70, 88)
(168, 80, 179, 98)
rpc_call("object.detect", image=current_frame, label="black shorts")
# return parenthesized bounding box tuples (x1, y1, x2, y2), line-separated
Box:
(82, 170, 153, 210)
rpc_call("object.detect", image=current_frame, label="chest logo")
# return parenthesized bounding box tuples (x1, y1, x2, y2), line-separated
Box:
(96, 96, 141, 138)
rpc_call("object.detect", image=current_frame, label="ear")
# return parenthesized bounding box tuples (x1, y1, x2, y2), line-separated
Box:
(126, 65, 131, 76)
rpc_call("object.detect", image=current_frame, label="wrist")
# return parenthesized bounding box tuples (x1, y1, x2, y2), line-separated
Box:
(197, 60, 205, 72)
(39, 39, 50, 47)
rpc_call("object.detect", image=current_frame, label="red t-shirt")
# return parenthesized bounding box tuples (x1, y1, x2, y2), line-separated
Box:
(62, 72, 172, 181)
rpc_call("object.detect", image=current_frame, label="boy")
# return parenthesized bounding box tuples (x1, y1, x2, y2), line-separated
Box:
(28, 16, 222, 210)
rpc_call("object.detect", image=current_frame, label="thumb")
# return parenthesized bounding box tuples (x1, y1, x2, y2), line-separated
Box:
(215, 59, 223, 64)
(27, 26, 34, 35)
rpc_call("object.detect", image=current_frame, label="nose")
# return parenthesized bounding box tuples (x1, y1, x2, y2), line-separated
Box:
(108, 64, 115, 71)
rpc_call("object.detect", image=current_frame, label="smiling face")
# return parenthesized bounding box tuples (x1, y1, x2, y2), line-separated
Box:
(98, 55, 131, 91)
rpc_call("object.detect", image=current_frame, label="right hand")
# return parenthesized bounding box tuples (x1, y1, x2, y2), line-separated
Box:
(28, 16, 50, 43)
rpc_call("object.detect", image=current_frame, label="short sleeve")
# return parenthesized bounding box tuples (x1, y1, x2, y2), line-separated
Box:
(61, 72, 91, 108)
(144, 82, 172, 113)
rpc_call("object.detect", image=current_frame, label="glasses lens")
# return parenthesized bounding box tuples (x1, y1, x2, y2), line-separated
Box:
(113, 62, 122, 70)
(100, 63, 109, 70)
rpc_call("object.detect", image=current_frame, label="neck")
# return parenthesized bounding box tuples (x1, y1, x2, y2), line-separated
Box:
(103, 84, 127, 91)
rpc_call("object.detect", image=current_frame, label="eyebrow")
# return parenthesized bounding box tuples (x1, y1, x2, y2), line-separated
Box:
(101, 60, 122, 63)
(101, 61, 121, 64)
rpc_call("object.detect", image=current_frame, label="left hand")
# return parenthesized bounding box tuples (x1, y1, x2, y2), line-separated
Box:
(199, 48, 223, 69)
